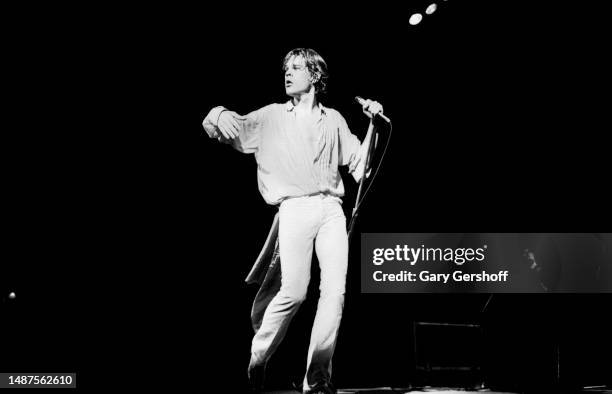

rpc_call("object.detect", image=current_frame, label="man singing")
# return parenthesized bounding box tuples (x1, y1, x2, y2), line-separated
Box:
(202, 48, 384, 394)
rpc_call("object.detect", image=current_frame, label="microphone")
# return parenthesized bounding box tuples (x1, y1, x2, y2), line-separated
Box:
(355, 96, 390, 123)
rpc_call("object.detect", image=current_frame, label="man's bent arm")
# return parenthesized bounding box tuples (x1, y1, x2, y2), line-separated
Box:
(202, 105, 264, 153)
(350, 120, 377, 183)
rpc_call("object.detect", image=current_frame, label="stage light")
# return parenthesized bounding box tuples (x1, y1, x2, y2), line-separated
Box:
(425, 3, 437, 15)
(8, 291, 16, 299)
(409, 13, 423, 25)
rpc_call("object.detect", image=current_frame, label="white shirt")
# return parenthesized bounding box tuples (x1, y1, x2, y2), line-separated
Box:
(203, 101, 362, 205)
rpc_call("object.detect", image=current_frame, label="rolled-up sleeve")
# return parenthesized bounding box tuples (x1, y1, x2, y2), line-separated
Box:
(337, 113, 361, 168)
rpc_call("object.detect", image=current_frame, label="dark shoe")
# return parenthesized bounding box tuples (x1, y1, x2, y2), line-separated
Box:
(304, 381, 336, 394)
(247, 364, 266, 393)
(291, 380, 303, 393)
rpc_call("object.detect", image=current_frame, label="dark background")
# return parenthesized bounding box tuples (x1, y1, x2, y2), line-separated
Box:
(2, 1, 611, 392)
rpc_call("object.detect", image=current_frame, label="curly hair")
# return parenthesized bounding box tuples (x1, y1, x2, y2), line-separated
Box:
(282, 48, 329, 95)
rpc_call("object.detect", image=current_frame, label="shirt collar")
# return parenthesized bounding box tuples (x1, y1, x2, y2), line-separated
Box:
(285, 100, 327, 117)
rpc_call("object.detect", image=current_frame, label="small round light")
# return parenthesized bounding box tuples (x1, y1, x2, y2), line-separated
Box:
(426, 4, 437, 15)
(409, 13, 423, 25)
(9, 292, 16, 299)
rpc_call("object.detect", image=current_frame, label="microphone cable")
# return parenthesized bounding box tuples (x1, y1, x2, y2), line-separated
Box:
(348, 118, 393, 229)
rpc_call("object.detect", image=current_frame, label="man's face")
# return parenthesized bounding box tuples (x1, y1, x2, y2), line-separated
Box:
(284, 56, 315, 97)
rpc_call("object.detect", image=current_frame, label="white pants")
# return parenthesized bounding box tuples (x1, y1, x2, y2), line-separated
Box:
(250, 194, 349, 391)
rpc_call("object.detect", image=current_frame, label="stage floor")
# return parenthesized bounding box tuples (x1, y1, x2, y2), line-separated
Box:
(265, 389, 516, 394)
(264, 388, 611, 394)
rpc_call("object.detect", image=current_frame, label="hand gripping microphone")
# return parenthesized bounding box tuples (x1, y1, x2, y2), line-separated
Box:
(355, 96, 391, 123)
